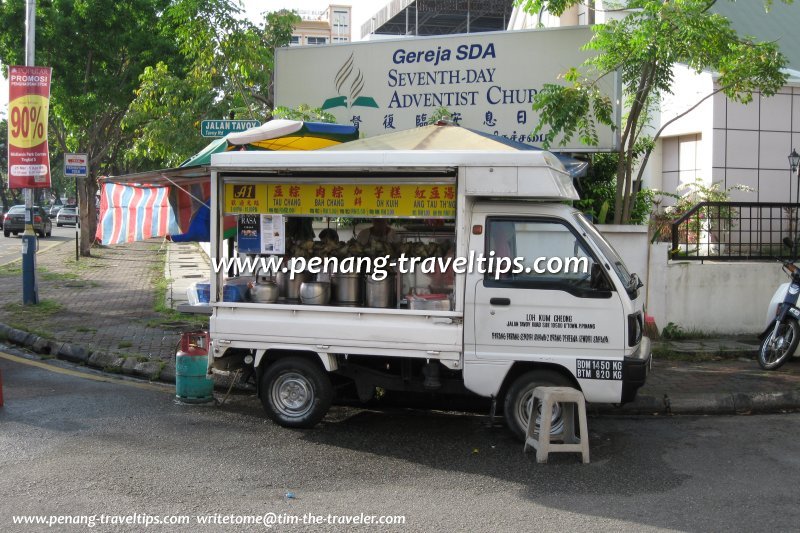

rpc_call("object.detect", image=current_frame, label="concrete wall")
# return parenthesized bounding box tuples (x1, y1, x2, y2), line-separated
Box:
(645, 246, 787, 334)
(598, 224, 650, 287)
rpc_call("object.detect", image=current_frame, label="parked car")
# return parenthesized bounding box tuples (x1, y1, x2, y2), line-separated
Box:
(56, 207, 79, 227)
(48, 205, 62, 219)
(3, 205, 52, 238)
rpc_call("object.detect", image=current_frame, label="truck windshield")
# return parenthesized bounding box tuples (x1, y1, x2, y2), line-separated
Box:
(574, 213, 633, 289)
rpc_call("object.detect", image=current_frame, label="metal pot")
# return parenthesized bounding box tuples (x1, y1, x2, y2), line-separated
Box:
(299, 281, 331, 305)
(276, 269, 312, 301)
(365, 274, 396, 308)
(332, 273, 362, 306)
(248, 278, 279, 303)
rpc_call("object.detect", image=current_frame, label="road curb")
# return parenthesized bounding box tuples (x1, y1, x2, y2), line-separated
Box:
(590, 390, 800, 416)
(0, 322, 173, 386)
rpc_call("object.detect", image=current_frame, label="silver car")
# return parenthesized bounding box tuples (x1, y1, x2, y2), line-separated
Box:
(56, 207, 80, 227)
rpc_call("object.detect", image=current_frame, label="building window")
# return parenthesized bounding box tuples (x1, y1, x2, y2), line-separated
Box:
(289, 35, 300, 46)
(332, 9, 349, 38)
(661, 134, 702, 206)
(307, 36, 328, 45)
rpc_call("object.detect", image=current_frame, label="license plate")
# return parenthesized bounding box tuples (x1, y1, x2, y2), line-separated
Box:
(576, 359, 623, 380)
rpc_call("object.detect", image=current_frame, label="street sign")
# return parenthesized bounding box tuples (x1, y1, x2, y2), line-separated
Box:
(64, 153, 88, 177)
(201, 119, 261, 138)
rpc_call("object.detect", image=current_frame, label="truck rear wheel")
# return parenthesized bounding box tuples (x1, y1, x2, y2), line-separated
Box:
(503, 369, 573, 442)
(260, 357, 332, 429)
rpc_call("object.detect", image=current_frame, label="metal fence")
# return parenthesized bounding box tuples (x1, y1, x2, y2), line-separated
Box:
(669, 202, 800, 261)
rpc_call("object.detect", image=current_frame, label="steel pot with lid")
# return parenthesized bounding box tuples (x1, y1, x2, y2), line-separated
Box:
(276, 258, 312, 300)
(332, 272, 362, 306)
(365, 273, 396, 308)
(248, 278, 279, 303)
(299, 281, 331, 305)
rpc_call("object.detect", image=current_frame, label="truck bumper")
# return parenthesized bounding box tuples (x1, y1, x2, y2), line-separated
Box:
(621, 336, 651, 403)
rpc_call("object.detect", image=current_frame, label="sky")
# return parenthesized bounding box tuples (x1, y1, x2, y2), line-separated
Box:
(0, 1, 379, 118)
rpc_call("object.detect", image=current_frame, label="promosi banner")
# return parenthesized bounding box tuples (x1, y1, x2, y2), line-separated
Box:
(7, 65, 52, 188)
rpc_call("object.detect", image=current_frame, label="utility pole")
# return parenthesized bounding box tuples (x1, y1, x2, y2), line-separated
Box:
(22, 0, 39, 305)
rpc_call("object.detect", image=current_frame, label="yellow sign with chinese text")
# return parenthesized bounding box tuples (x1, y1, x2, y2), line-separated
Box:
(225, 183, 455, 218)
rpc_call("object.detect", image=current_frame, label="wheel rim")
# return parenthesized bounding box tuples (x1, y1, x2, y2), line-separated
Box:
(763, 324, 795, 365)
(270, 372, 314, 418)
(516, 386, 565, 436)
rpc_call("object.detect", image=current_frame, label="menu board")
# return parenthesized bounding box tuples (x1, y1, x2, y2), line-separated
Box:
(259, 214, 285, 255)
(237, 215, 261, 254)
(225, 182, 456, 218)
(235, 214, 285, 255)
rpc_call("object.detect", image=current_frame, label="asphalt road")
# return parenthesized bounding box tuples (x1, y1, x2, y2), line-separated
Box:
(0, 225, 77, 265)
(2, 350, 800, 532)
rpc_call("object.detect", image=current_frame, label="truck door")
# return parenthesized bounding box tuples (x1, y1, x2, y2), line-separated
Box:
(463, 215, 625, 402)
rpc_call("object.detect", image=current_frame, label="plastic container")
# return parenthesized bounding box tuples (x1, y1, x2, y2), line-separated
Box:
(223, 282, 246, 302)
(408, 294, 451, 311)
(195, 283, 210, 304)
(186, 284, 199, 306)
(175, 331, 214, 403)
(186, 281, 210, 306)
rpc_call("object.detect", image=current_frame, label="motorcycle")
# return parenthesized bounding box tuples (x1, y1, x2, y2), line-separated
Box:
(759, 239, 800, 370)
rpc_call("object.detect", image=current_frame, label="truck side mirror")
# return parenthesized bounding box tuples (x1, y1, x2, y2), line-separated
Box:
(590, 263, 612, 291)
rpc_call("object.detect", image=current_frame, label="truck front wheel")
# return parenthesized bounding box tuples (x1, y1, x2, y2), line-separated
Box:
(503, 369, 573, 442)
(260, 357, 333, 429)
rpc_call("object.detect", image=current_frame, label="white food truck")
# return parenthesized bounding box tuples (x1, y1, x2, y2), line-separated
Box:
(207, 149, 650, 440)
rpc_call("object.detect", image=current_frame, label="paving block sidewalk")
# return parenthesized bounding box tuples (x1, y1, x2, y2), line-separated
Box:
(605, 337, 800, 414)
(0, 239, 207, 380)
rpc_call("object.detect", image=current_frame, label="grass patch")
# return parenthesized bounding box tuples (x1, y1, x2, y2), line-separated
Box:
(152, 360, 167, 381)
(64, 256, 108, 272)
(3, 300, 63, 341)
(661, 322, 714, 340)
(0, 263, 22, 276)
(76, 326, 97, 333)
(5, 299, 63, 319)
(146, 315, 209, 330)
(6, 324, 56, 340)
(149, 249, 209, 330)
(118, 341, 133, 349)
(39, 269, 80, 282)
(653, 345, 752, 362)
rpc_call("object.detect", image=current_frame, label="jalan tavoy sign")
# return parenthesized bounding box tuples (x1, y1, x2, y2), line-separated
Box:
(275, 27, 619, 152)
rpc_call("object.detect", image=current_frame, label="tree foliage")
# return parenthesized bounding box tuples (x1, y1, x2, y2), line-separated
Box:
(0, 0, 177, 254)
(123, 1, 299, 167)
(272, 104, 336, 123)
(518, 0, 791, 223)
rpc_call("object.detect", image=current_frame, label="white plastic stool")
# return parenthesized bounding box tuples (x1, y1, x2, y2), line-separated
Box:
(523, 386, 590, 464)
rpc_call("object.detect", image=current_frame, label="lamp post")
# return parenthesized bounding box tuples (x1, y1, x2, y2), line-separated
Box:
(789, 149, 800, 258)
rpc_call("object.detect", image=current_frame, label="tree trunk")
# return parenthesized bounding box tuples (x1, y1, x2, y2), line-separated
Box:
(613, 147, 627, 224)
(77, 175, 98, 256)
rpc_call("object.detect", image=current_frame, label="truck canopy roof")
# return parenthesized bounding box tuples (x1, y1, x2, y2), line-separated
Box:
(210, 150, 578, 201)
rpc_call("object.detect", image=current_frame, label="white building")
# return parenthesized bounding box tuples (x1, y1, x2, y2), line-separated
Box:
(509, 1, 800, 204)
(291, 4, 352, 46)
